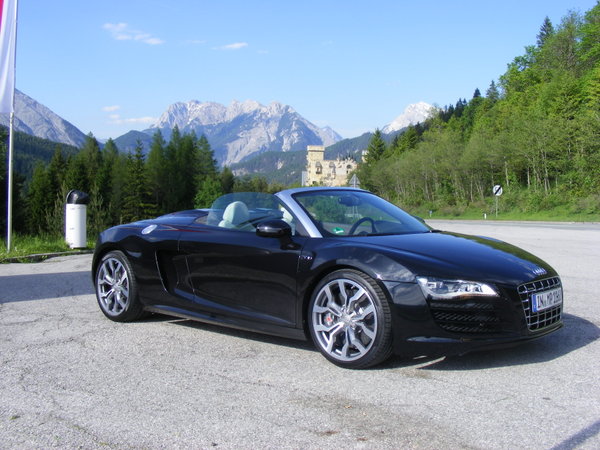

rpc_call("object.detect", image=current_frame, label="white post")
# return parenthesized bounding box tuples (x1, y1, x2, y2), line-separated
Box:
(7, 111, 14, 251)
(2, 0, 19, 253)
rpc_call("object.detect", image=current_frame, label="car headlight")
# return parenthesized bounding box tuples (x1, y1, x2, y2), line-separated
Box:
(417, 277, 498, 300)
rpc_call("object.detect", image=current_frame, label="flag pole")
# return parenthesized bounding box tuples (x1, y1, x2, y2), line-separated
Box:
(3, 0, 18, 253)
(7, 109, 14, 252)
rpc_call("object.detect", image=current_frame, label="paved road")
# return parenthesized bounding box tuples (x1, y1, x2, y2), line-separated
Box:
(1, 221, 599, 449)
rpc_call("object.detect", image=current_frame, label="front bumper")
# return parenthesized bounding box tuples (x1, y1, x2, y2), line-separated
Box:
(385, 279, 564, 357)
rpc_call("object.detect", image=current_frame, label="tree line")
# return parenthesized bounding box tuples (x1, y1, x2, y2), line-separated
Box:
(1, 127, 285, 240)
(357, 5, 600, 216)
(3, 5, 599, 242)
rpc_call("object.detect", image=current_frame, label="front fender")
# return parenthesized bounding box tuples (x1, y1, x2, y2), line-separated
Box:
(295, 241, 416, 314)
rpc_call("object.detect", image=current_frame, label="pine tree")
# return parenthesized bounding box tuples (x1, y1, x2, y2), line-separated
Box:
(47, 146, 66, 196)
(194, 176, 223, 208)
(387, 126, 420, 157)
(176, 132, 200, 210)
(539, 12, 580, 73)
(146, 130, 168, 212)
(27, 163, 53, 234)
(44, 147, 67, 234)
(45, 182, 68, 237)
(64, 154, 89, 193)
(537, 16, 555, 48)
(88, 181, 114, 238)
(109, 153, 129, 224)
(80, 133, 102, 191)
(486, 80, 500, 102)
(1, 128, 26, 236)
(163, 126, 182, 212)
(220, 167, 235, 194)
(356, 129, 388, 192)
(197, 134, 218, 179)
(364, 129, 386, 164)
(193, 134, 221, 207)
(122, 141, 155, 222)
(97, 138, 120, 224)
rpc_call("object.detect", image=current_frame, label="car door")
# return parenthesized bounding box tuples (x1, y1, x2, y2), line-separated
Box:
(178, 225, 304, 328)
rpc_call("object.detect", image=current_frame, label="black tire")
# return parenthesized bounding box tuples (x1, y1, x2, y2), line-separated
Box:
(94, 250, 147, 322)
(308, 269, 393, 369)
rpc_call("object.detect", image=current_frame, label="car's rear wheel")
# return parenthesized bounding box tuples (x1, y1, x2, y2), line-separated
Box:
(95, 250, 146, 322)
(308, 269, 393, 369)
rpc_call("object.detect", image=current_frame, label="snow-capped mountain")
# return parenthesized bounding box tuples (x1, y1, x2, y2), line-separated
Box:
(148, 99, 342, 165)
(382, 102, 435, 134)
(0, 90, 87, 147)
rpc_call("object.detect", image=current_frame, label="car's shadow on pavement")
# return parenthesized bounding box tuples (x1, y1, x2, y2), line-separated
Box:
(383, 313, 599, 371)
(141, 313, 317, 352)
(0, 271, 94, 303)
(141, 312, 598, 371)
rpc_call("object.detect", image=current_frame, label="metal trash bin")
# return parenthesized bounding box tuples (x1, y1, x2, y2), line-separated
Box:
(65, 190, 90, 248)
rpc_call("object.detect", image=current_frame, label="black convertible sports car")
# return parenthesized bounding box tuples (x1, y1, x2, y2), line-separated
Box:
(92, 187, 563, 368)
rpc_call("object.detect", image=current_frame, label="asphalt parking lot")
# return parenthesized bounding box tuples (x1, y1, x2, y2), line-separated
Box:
(1, 221, 599, 449)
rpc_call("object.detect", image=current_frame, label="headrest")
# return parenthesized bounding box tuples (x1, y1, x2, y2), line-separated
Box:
(223, 201, 249, 225)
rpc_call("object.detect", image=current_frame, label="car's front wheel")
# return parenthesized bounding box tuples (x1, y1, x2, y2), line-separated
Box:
(95, 250, 146, 322)
(308, 269, 393, 369)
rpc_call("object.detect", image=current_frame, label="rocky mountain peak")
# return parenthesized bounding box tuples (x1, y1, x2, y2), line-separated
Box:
(382, 101, 435, 134)
(227, 99, 262, 118)
(147, 99, 342, 165)
(0, 90, 87, 147)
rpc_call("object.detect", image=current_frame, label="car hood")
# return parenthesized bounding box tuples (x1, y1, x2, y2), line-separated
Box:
(350, 231, 556, 285)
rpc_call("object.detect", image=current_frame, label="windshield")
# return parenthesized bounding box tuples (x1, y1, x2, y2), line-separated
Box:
(293, 190, 430, 237)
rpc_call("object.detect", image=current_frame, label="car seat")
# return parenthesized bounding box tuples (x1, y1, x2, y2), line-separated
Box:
(218, 201, 254, 231)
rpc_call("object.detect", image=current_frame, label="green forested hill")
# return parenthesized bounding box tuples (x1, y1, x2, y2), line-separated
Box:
(0, 125, 79, 180)
(229, 150, 307, 185)
(357, 5, 600, 218)
(0, 127, 81, 234)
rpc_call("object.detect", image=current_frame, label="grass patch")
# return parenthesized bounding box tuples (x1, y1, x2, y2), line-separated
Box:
(420, 209, 600, 222)
(0, 234, 93, 263)
(412, 204, 600, 222)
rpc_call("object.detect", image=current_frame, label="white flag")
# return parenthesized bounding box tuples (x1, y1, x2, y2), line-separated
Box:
(0, 0, 18, 114)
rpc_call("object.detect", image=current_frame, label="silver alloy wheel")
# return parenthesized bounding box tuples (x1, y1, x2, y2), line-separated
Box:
(311, 278, 377, 362)
(96, 257, 130, 317)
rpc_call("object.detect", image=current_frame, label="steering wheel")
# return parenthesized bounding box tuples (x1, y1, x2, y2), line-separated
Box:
(349, 217, 377, 235)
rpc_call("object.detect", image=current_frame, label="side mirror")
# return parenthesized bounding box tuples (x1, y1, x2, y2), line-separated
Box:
(256, 219, 292, 238)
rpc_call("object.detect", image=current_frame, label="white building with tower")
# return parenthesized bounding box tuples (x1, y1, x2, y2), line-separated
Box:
(302, 145, 359, 187)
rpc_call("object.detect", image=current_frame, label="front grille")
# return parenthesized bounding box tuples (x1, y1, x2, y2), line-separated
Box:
(518, 277, 562, 331)
(429, 301, 501, 334)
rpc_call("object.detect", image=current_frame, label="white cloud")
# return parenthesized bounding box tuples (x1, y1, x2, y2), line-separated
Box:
(102, 105, 121, 112)
(107, 114, 157, 125)
(214, 42, 248, 51)
(185, 39, 207, 45)
(125, 116, 157, 124)
(103, 23, 164, 45)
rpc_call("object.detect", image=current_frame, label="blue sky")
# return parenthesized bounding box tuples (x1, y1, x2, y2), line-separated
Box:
(16, 0, 598, 140)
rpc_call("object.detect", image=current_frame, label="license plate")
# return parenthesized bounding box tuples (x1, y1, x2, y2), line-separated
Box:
(532, 288, 563, 313)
